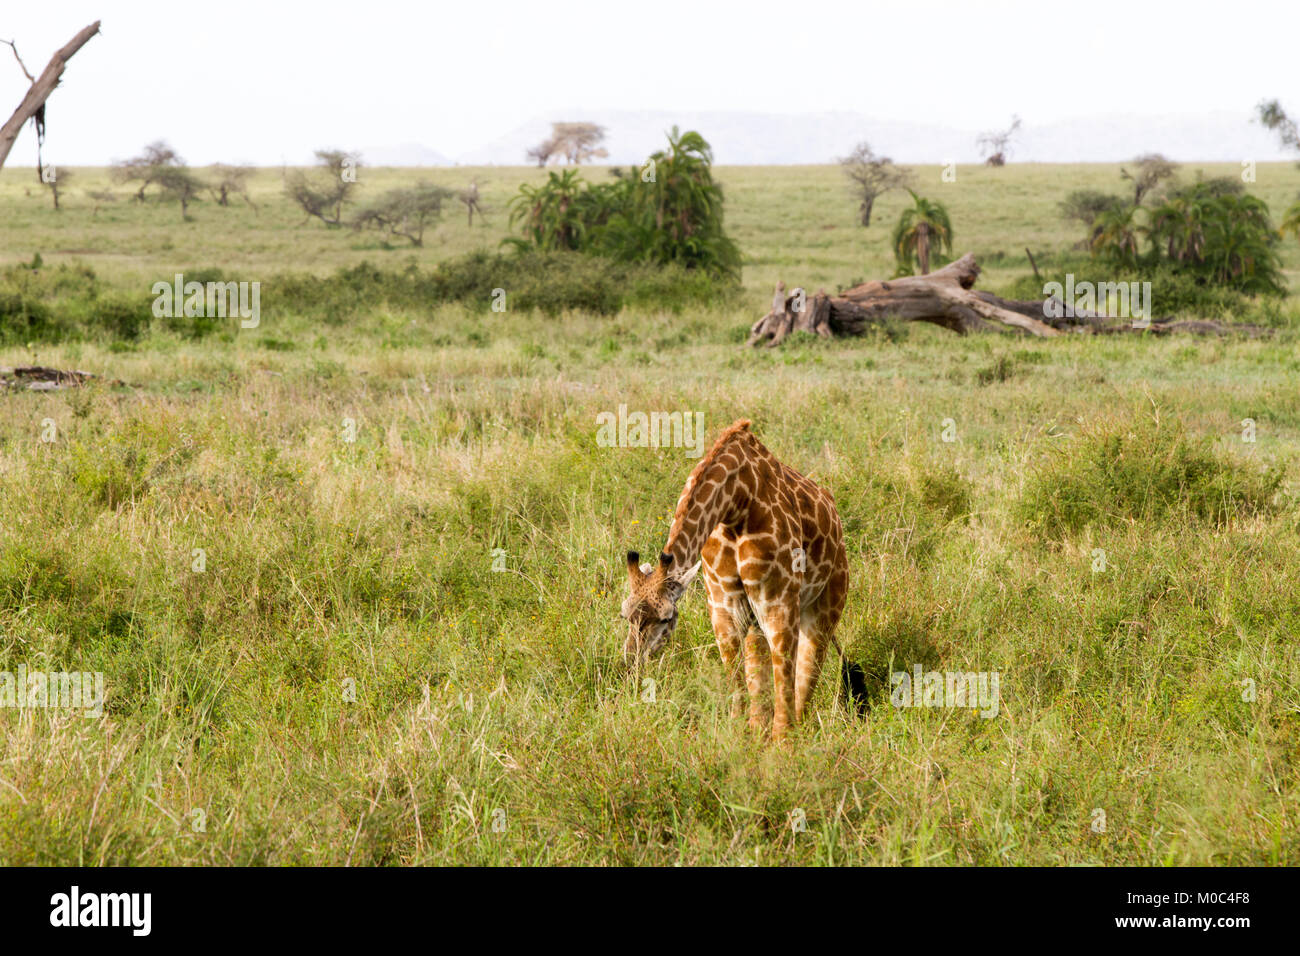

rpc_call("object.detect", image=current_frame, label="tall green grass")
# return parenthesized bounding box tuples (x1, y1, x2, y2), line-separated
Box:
(0, 164, 1298, 865)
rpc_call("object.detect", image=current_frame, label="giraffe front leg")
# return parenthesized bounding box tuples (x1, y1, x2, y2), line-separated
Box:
(703, 557, 751, 723)
(707, 602, 747, 720)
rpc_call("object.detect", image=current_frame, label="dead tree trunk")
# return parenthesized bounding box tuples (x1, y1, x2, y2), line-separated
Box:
(0, 21, 101, 171)
(747, 252, 1269, 346)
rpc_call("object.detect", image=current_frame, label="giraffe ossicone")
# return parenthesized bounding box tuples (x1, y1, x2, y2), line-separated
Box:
(620, 419, 849, 741)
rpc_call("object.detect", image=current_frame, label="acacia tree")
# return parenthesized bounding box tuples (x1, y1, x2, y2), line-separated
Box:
(112, 141, 184, 201)
(1059, 189, 1125, 247)
(459, 180, 487, 225)
(524, 141, 552, 167)
(154, 165, 205, 219)
(209, 164, 256, 208)
(1255, 101, 1300, 239)
(839, 142, 912, 227)
(1256, 99, 1300, 158)
(86, 188, 117, 218)
(285, 149, 361, 226)
(526, 122, 608, 166)
(43, 165, 71, 210)
(353, 182, 454, 246)
(978, 115, 1021, 166)
(1120, 153, 1178, 206)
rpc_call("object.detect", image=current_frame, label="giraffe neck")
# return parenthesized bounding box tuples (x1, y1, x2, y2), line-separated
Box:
(662, 437, 763, 567)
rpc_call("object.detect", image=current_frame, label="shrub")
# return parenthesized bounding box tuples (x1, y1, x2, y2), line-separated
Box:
(918, 466, 973, 521)
(999, 257, 1255, 320)
(91, 295, 151, 341)
(6, 250, 738, 344)
(975, 354, 1017, 386)
(266, 252, 736, 320)
(0, 290, 57, 344)
(1018, 407, 1284, 536)
(1059, 189, 1126, 232)
(0, 261, 100, 344)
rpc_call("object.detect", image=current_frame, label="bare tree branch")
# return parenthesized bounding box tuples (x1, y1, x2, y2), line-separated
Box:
(0, 21, 101, 170)
(1, 38, 36, 82)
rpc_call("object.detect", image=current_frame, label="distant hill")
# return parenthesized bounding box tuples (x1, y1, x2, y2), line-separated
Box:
(356, 143, 453, 167)
(450, 109, 1295, 167)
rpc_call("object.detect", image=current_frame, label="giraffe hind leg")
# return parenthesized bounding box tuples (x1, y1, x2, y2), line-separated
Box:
(794, 571, 847, 721)
(794, 627, 830, 722)
(743, 622, 770, 730)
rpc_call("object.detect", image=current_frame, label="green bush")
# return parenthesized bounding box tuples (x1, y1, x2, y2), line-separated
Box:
(438, 250, 736, 316)
(998, 258, 1256, 321)
(92, 296, 152, 341)
(266, 252, 736, 320)
(975, 354, 1017, 386)
(0, 260, 95, 343)
(918, 466, 973, 520)
(5, 251, 738, 343)
(1018, 407, 1285, 536)
(0, 261, 155, 344)
(0, 290, 57, 344)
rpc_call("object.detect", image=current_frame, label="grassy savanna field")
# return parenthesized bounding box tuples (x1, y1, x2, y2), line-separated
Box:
(1, 160, 1299, 865)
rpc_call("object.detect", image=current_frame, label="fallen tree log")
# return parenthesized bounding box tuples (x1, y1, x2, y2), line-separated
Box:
(0, 366, 131, 391)
(746, 252, 1271, 345)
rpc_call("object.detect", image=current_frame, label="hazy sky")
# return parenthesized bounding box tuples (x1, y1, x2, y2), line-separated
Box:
(2, 0, 1297, 166)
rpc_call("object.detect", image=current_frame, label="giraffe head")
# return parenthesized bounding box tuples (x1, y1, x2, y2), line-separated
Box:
(620, 550, 701, 664)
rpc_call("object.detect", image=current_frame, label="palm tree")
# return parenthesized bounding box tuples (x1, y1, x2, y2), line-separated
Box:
(601, 126, 740, 277)
(1146, 188, 1210, 264)
(891, 190, 953, 275)
(1279, 200, 1300, 242)
(1090, 204, 1142, 268)
(506, 169, 588, 252)
(1205, 196, 1284, 294)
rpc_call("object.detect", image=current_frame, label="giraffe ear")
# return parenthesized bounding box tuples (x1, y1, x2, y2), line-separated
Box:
(670, 560, 702, 592)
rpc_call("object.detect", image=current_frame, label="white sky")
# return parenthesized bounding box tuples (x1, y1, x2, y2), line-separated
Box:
(2, 0, 1297, 166)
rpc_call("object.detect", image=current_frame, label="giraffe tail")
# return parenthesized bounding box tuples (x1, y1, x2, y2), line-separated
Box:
(829, 636, 869, 716)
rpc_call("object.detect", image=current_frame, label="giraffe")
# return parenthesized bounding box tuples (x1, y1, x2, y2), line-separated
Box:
(620, 419, 849, 741)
